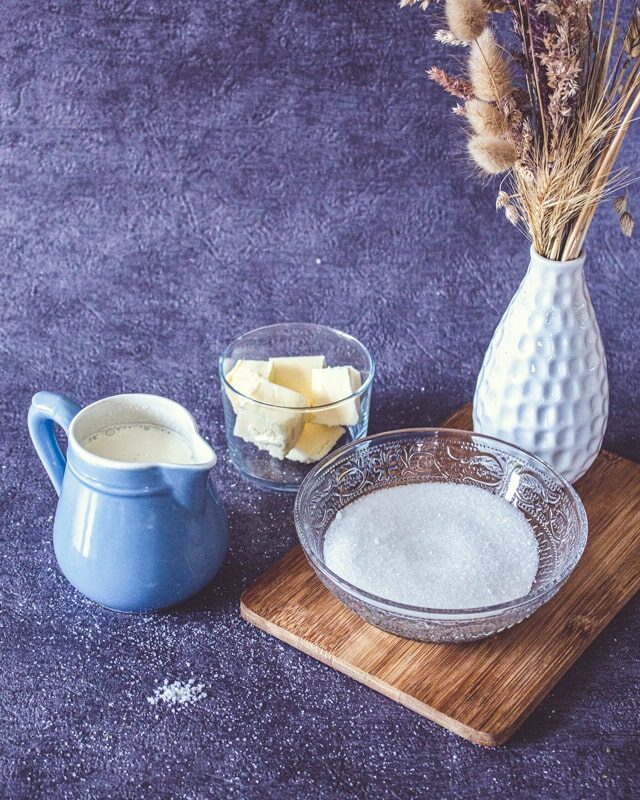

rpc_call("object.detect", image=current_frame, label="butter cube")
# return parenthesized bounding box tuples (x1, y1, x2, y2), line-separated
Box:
(286, 423, 345, 464)
(234, 405, 305, 459)
(227, 359, 273, 382)
(225, 359, 273, 412)
(269, 355, 326, 402)
(232, 378, 308, 458)
(249, 378, 308, 410)
(311, 366, 362, 426)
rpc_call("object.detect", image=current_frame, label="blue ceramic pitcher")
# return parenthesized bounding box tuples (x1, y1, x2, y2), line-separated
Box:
(28, 391, 228, 612)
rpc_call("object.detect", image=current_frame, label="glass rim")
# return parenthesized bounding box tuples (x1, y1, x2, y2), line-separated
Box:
(294, 426, 589, 618)
(218, 322, 375, 411)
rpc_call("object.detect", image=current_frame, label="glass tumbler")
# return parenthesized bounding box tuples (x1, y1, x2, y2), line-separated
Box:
(219, 323, 375, 492)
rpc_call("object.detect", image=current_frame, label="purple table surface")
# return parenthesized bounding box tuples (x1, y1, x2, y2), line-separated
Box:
(1, 1, 639, 798)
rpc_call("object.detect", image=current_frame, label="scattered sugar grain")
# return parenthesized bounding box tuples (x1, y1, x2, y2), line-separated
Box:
(147, 678, 207, 709)
(324, 482, 539, 609)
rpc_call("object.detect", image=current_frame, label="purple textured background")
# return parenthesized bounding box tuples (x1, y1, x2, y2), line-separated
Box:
(1, 1, 639, 797)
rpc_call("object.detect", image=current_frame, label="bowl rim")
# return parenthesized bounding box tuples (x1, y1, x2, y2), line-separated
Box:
(218, 322, 375, 410)
(294, 426, 589, 618)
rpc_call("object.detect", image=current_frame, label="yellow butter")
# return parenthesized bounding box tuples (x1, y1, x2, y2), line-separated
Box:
(234, 404, 305, 459)
(232, 377, 308, 458)
(269, 355, 326, 402)
(311, 366, 361, 426)
(286, 423, 345, 464)
(225, 359, 273, 412)
(249, 378, 308, 409)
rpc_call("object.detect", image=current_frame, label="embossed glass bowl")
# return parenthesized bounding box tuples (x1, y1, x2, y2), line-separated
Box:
(294, 428, 588, 642)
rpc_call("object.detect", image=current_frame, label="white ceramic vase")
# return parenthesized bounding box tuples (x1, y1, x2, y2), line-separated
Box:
(473, 246, 608, 483)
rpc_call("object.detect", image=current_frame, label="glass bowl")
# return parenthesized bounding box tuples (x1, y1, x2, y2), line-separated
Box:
(294, 428, 588, 642)
(219, 323, 375, 492)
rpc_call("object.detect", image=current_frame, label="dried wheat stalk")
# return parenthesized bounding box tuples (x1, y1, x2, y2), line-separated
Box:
(405, 0, 640, 260)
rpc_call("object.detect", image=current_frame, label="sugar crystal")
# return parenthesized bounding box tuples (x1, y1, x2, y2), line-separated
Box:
(323, 482, 539, 608)
(147, 678, 207, 709)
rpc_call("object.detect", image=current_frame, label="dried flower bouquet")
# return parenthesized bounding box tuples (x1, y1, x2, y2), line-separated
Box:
(402, 0, 640, 260)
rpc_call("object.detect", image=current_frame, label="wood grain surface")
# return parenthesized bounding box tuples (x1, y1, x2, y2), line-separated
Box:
(240, 405, 640, 746)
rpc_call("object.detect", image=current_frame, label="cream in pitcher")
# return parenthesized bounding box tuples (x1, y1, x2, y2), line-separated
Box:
(82, 422, 198, 464)
(28, 392, 228, 612)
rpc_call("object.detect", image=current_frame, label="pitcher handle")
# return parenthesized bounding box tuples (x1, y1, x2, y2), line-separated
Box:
(28, 392, 82, 496)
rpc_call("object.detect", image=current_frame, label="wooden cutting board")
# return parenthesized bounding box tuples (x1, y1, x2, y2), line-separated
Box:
(240, 405, 640, 746)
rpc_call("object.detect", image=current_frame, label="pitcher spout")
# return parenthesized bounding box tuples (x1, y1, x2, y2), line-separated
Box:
(158, 421, 217, 512)
(186, 434, 217, 471)
(162, 464, 213, 511)
(156, 420, 217, 511)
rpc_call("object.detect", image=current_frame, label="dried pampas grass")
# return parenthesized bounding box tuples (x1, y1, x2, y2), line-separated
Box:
(620, 211, 634, 237)
(434, 29, 468, 47)
(399, 0, 432, 9)
(427, 67, 474, 100)
(444, 0, 487, 43)
(465, 99, 506, 136)
(468, 30, 511, 103)
(614, 194, 628, 216)
(468, 135, 516, 174)
(403, 0, 640, 260)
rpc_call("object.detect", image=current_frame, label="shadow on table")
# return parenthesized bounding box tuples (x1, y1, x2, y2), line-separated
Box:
(167, 508, 298, 618)
(148, 563, 235, 619)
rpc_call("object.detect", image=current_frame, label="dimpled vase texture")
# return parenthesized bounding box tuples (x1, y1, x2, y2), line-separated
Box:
(473, 247, 608, 483)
